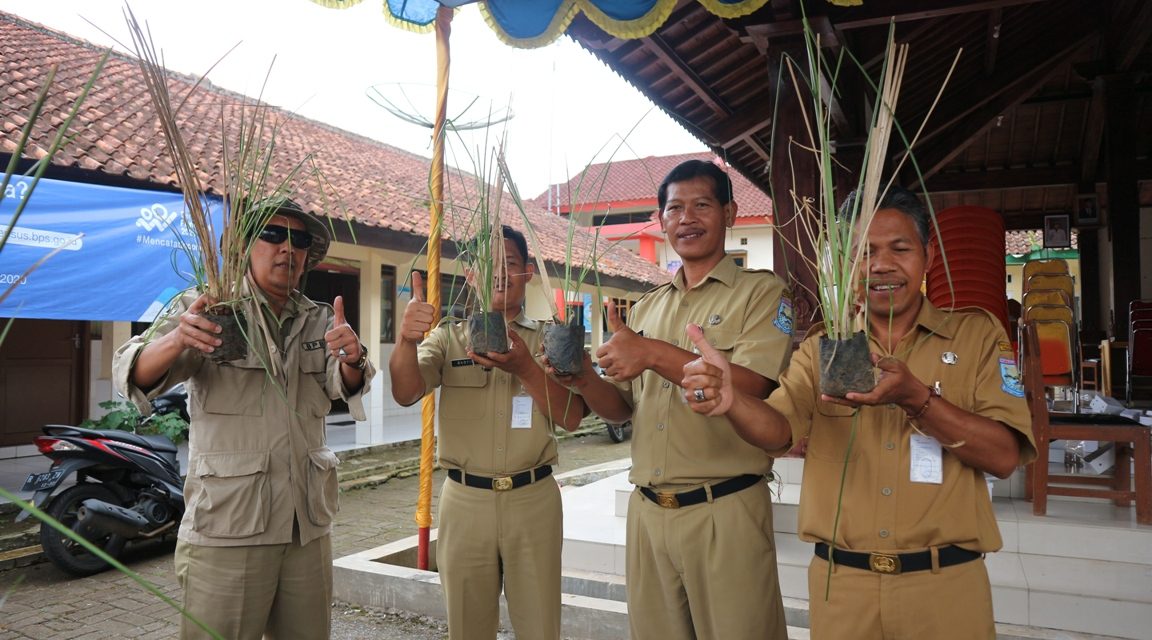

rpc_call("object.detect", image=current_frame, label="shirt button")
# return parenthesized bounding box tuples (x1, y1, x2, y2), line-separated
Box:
(879, 529, 890, 538)
(881, 487, 893, 496)
(496, 446, 503, 452)
(662, 381, 671, 388)
(657, 423, 665, 431)
(654, 468, 662, 477)
(885, 442, 896, 450)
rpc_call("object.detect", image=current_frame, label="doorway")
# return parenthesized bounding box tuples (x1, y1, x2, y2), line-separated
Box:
(0, 319, 88, 447)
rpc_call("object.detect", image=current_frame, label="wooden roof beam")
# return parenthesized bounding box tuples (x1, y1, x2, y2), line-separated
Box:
(1080, 78, 1107, 186)
(984, 8, 1002, 75)
(1114, 0, 1152, 72)
(821, 0, 1047, 30)
(907, 11, 1098, 160)
(907, 35, 1097, 188)
(644, 32, 730, 117)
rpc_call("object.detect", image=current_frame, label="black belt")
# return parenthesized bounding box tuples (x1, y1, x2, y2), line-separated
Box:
(447, 465, 552, 491)
(815, 542, 982, 574)
(639, 474, 762, 509)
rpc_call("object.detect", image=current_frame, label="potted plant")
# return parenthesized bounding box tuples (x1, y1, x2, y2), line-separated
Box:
(123, 12, 324, 366)
(497, 134, 650, 376)
(776, 23, 956, 397)
(440, 131, 512, 355)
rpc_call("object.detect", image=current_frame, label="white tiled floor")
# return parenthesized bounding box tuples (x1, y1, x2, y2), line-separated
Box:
(561, 470, 1152, 639)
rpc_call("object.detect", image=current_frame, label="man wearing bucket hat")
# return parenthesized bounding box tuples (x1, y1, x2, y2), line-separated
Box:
(113, 196, 374, 640)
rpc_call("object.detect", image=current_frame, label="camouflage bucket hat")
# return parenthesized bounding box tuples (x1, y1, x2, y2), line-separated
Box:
(247, 196, 331, 271)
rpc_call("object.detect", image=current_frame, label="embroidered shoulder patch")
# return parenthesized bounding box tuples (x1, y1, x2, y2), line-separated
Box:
(999, 357, 1024, 398)
(998, 341, 1013, 353)
(773, 297, 794, 335)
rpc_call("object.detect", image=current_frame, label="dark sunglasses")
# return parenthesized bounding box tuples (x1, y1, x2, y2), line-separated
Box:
(256, 225, 313, 250)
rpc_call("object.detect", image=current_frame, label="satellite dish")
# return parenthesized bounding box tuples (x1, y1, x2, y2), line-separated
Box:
(367, 83, 513, 131)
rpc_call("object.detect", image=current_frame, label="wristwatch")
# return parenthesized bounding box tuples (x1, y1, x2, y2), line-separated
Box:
(352, 343, 369, 371)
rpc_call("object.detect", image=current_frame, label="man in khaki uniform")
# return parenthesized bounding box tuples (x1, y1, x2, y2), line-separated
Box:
(570, 160, 793, 639)
(684, 187, 1036, 639)
(389, 225, 587, 640)
(114, 199, 374, 639)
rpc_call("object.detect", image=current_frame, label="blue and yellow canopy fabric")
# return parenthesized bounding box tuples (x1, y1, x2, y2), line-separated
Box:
(310, 0, 771, 47)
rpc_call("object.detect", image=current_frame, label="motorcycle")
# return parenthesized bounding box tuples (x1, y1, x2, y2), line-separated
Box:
(16, 384, 188, 576)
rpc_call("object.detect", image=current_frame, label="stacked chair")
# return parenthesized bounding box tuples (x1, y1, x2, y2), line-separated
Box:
(1020, 257, 1080, 409)
(925, 206, 1010, 334)
(1128, 300, 1152, 403)
(1022, 319, 1152, 523)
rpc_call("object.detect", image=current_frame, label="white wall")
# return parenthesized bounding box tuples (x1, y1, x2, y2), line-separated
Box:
(725, 224, 774, 270)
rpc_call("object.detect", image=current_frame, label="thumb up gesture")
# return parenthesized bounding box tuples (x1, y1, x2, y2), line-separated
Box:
(400, 270, 436, 343)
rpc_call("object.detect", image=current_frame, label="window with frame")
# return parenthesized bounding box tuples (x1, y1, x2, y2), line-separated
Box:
(380, 266, 396, 343)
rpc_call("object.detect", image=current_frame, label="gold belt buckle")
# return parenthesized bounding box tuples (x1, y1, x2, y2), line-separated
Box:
(868, 552, 901, 574)
(492, 476, 514, 491)
(656, 492, 680, 509)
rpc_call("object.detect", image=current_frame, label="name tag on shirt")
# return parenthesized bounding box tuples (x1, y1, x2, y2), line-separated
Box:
(511, 395, 532, 429)
(910, 434, 943, 484)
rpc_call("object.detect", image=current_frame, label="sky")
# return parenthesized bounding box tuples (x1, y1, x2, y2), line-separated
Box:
(0, 0, 708, 198)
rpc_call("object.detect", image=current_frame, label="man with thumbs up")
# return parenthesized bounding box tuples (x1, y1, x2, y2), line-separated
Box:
(566, 160, 794, 639)
(114, 197, 374, 640)
(389, 225, 588, 640)
(681, 188, 1034, 639)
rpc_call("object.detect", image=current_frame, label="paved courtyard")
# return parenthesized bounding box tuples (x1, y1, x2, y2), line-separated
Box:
(0, 430, 630, 639)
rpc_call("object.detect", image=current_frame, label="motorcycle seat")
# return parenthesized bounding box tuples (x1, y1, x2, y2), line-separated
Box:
(43, 425, 179, 454)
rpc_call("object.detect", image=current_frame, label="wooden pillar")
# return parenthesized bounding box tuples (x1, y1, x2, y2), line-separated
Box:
(1103, 74, 1141, 337)
(769, 43, 822, 335)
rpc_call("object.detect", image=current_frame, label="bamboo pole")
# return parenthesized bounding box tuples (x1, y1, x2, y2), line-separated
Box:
(416, 4, 453, 571)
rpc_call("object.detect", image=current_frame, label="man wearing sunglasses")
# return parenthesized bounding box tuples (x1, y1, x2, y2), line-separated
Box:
(114, 197, 374, 640)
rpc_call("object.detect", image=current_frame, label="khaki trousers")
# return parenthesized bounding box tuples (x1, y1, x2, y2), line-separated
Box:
(808, 553, 995, 639)
(436, 474, 562, 640)
(626, 481, 788, 640)
(174, 535, 332, 640)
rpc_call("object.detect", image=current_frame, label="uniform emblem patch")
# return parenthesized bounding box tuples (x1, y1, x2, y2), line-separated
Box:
(773, 298, 793, 335)
(708, 314, 722, 326)
(999, 357, 1024, 397)
(998, 341, 1013, 353)
(941, 351, 958, 365)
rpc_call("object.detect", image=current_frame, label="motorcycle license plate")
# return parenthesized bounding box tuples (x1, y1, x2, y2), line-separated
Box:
(22, 468, 66, 492)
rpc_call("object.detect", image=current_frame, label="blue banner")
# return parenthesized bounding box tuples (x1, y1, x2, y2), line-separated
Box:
(0, 177, 223, 322)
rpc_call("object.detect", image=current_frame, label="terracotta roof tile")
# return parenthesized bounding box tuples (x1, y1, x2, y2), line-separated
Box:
(0, 12, 670, 289)
(531, 151, 773, 220)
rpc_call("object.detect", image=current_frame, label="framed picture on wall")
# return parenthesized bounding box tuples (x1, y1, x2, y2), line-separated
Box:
(1075, 193, 1100, 227)
(1043, 214, 1072, 249)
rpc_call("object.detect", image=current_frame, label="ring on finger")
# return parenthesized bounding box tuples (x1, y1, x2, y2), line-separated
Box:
(693, 388, 706, 402)
(338, 347, 347, 358)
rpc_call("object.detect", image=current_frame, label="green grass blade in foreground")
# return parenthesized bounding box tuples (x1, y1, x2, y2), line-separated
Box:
(0, 487, 223, 639)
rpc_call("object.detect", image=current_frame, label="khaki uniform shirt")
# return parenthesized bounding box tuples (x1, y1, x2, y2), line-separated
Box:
(624, 256, 794, 489)
(417, 313, 559, 475)
(113, 284, 375, 547)
(767, 302, 1036, 553)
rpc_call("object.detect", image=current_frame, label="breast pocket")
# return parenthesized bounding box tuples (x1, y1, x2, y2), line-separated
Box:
(199, 358, 266, 417)
(298, 347, 332, 418)
(806, 401, 863, 461)
(697, 328, 738, 358)
(191, 451, 271, 538)
(440, 364, 488, 419)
